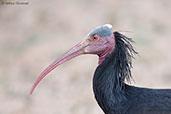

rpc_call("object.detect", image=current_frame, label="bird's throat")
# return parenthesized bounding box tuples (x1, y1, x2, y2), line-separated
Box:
(98, 42, 115, 65)
(98, 49, 113, 64)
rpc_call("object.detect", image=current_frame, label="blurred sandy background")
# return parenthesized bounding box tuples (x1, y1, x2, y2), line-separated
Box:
(0, 0, 171, 114)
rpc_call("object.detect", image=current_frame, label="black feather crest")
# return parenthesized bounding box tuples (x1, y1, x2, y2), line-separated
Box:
(112, 31, 137, 91)
(96, 32, 138, 92)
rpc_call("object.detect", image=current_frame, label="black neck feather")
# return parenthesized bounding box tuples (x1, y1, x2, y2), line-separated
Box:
(93, 32, 137, 113)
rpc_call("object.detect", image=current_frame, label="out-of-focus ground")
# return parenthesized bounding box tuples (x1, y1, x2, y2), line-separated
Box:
(0, 0, 171, 114)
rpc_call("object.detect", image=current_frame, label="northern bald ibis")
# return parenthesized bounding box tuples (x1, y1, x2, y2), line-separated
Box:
(30, 24, 171, 114)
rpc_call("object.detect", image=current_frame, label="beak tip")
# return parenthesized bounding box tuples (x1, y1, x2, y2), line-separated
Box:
(30, 81, 38, 95)
(29, 87, 34, 95)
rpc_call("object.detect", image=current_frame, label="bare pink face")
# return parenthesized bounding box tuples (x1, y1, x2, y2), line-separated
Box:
(84, 34, 115, 64)
(85, 34, 115, 55)
(30, 24, 115, 94)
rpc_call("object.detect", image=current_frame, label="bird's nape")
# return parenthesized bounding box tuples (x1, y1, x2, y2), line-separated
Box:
(113, 31, 138, 87)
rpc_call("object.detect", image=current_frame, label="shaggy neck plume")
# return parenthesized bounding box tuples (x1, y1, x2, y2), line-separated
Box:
(98, 37, 115, 64)
(93, 32, 137, 113)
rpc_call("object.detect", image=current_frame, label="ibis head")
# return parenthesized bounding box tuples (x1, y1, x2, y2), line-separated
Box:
(30, 24, 115, 94)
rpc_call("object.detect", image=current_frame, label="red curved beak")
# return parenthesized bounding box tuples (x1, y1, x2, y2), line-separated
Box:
(30, 40, 89, 94)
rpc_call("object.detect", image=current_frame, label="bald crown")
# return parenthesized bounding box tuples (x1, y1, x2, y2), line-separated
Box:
(88, 24, 113, 38)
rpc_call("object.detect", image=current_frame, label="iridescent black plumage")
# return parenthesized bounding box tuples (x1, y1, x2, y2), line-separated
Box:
(93, 32, 171, 114)
(30, 24, 171, 114)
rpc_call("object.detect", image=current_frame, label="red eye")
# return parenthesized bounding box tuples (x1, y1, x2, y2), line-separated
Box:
(92, 34, 99, 40)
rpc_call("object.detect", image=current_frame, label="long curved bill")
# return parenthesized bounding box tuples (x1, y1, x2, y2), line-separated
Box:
(30, 41, 89, 94)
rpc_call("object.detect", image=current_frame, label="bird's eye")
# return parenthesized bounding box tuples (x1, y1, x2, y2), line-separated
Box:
(92, 34, 99, 41)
